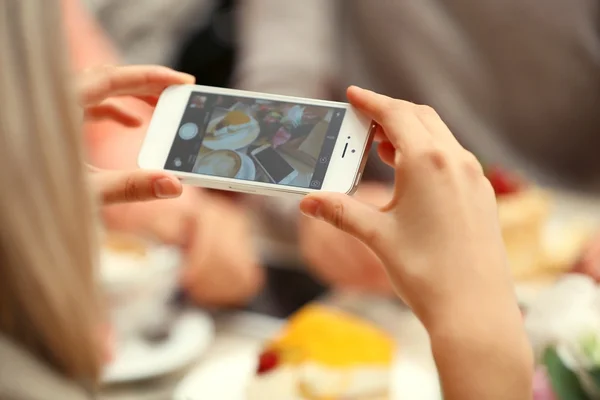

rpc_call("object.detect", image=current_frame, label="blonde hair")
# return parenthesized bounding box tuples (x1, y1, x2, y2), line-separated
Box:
(0, 0, 101, 382)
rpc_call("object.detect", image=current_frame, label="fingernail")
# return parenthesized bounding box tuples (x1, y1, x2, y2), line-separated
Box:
(153, 178, 179, 198)
(181, 73, 196, 83)
(350, 85, 369, 93)
(301, 199, 322, 219)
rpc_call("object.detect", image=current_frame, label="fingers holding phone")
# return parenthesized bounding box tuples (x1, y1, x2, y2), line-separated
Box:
(299, 87, 535, 400)
(300, 86, 511, 324)
(299, 182, 395, 295)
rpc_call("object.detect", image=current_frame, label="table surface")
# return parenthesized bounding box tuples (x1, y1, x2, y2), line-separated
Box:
(99, 327, 262, 400)
(98, 189, 600, 400)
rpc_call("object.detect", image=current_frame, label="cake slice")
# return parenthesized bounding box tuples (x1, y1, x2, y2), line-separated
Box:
(486, 166, 552, 279)
(246, 305, 395, 400)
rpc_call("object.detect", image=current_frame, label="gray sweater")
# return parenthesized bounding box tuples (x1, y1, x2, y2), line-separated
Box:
(0, 335, 92, 400)
(236, 0, 600, 192)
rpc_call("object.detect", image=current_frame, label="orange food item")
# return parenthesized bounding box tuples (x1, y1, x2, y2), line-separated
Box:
(103, 233, 147, 257)
(248, 305, 395, 399)
(484, 166, 555, 279)
(265, 305, 394, 368)
(222, 110, 251, 126)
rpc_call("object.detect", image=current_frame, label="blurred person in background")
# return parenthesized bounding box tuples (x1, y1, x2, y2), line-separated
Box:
(236, 0, 600, 291)
(65, 0, 386, 313)
(78, 0, 235, 84)
(61, 0, 263, 307)
(0, 3, 533, 397)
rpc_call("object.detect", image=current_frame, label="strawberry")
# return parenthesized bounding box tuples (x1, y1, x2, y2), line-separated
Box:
(485, 166, 523, 196)
(257, 349, 280, 375)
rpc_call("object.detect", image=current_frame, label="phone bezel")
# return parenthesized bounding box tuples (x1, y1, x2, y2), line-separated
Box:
(138, 84, 375, 197)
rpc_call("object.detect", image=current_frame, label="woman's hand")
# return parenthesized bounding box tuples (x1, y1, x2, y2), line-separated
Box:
(299, 87, 533, 400)
(117, 190, 264, 306)
(88, 165, 182, 205)
(78, 64, 194, 126)
(76, 65, 262, 307)
(299, 183, 395, 294)
(301, 87, 510, 321)
(79, 65, 193, 205)
(65, 9, 262, 309)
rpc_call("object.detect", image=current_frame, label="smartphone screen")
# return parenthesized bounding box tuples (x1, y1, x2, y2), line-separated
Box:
(164, 91, 346, 189)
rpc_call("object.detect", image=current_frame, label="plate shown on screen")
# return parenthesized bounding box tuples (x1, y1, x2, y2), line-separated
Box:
(203, 116, 261, 151)
(193, 151, 256, 181)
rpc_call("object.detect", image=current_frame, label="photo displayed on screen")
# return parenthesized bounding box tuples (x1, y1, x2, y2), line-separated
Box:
(164, 92, 346, 189)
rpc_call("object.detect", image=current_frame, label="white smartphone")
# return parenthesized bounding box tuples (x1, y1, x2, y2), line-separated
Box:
(138, 84, 375, 198)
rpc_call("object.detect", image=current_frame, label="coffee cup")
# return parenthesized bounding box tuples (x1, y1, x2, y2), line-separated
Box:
(194, 150, 243, 179)
(99, 232, 181, 346)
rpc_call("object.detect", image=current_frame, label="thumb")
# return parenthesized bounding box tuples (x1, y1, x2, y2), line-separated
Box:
(92, 169, 183, 204)
(300, 192, 387, 252)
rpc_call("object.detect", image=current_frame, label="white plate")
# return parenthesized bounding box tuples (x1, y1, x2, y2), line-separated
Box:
(174, 308, 441, 400)
(193, 151, 256, 181)
(102, 309, 214, 384)
(173, 348, 441, 400)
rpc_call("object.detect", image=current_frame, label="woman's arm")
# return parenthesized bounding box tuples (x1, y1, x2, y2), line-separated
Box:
(427, 304, 534, 399)
(61, 0, 153, 168)
(300, 87, 534, 400)
(62, 0, 119, 67)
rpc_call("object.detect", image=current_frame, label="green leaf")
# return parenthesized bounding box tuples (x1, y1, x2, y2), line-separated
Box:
(587, 368, 600, 394)
(543, 348, 590, 400)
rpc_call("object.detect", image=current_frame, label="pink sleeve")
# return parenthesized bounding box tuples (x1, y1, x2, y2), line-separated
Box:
(61, 0, 152, 170)
(60, 0, 203, 233)
(234, 0, 337, 99)
(61, 0, 120, 70)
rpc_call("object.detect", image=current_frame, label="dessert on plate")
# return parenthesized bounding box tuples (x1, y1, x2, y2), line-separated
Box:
(486, 166, 553, 279)
(486, 166, 592, 281)
(571, 232, 600, 283)
(212, 110, 255, 137)
(246, 305, 395, 400)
